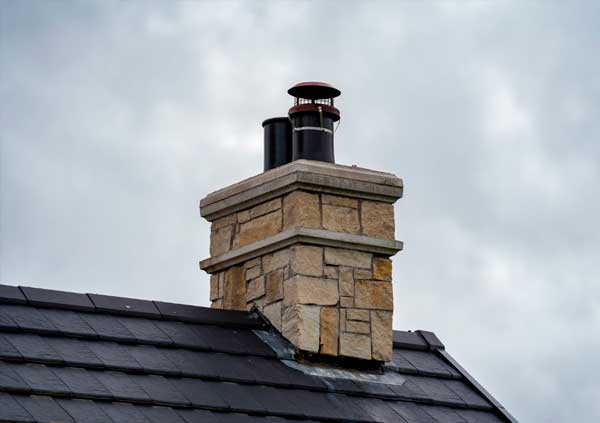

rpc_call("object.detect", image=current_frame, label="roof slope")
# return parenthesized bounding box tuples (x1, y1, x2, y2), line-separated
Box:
(0, 284, 515, 423)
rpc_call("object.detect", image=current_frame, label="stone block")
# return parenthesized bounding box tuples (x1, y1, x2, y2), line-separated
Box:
(339, 267, 354, 297)
(345, 320, 370, 334)
(371, 310, 393, 361)
(291, 245, 323, 277)
(211, 299, 223, 309)
(265, 268, 284, 303)
(322, 205, 360, 234)
(210, 225, 233, 256)
(319, 307, 339, 356)
(322, 194, 358, 208)
(222, 266, 246, 310)
(244, 257, 262, 269)
(239, 198, 282, 224)
(324, 266, 338, 279)
(346, 309, 370, 322)
(373, 257, 392, 281)
(211, 214, 236, 231)
(283, 191, 320, 230)
(339, 332, 371, 360)
(209, 274, 220, 301)
(263, 301, 282, 332)
(340, 296, 354, 308)
(263, 249, 290, 273)
(324, 247, 372, 269)
(354, 268, 373, 280)
(246, 275, 265, 302)
(284, 275, 339, 307)
(282, 304, 320, 353)
(245, 265, 262, 281)
(354, 281, 393, 310)
(238, 210, 282, 247)
(361, 201, 395, 240)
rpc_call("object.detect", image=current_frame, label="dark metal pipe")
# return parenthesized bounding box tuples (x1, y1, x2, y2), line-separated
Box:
(263, 117, 292, 171)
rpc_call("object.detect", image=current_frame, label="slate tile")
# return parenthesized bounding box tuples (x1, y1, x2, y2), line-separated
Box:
(79, 313, 135, 342)
(387, 402, 436, 423)
(390, 350, 419, 373)
(354, 397, 408, 423)
(176, 409, 221, 423)
(116, 317, 172, 345)
(352, 380, 397, 397)
(207, 353, 261, 382)
(94, 371, 150, 402)
(393, 331, 428, 351)
(15, 395, 74, 422)
(99, 402, 150, 423)
(212, 381, 266, 413)
(250, 385, 305, 417)
(457, 409, 505, 423)
(137, 405, 187, 423)
(0, 285, 27, 304)
(52, 367, 112, 398)
(172, 378, 229, 409)
(57, 398, 112, 423)
(422, 405, 468, 423)
(416, 331, 445, 350)
(45, 338, 104, 368)
(4, 334, 63, 364)
(20, 287, 95, 311)
(320, 376, 358, 393)
(161, 349, 219, 378)
(325, 392, 376, 421)
(0, 362, 30, 392)
(153, 321, 211, 350)
(154, 301, 263, 329)
(0, 307, 18, 330)
(388, 377, 429, 401)
(404, 375, 463, 405)
(0, 304, 58, 334)
(399, 350, 455, 377)
(128, 345, 179, 375)
(252, 357, 325, 390)
(89, 294, 160, 318)
(190, 325, 244, 353)
(227, 328, 275, 357)
(86, 341, 143, 372)
(131, 374, 189, 405)
(38, 309, 97, 338)
(442, 379, 492, 408)
(0, 392, 34, 422)
(11, 363, 71, 395)
(0, 334, 23, 359)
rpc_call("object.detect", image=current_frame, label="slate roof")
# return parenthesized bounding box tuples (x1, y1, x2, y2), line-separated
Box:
(0, 284, 516, 423)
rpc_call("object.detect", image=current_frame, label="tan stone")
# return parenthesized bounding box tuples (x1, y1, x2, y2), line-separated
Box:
(282, 304, 320, 353)
(322, 205, 360, 234)
(283, 191, 320, 230)
(237, 209, 251, 224)
(211, 214, 236, 231)
(339, 332, 371, 360)
(291, 245, 323, 277)
(245, 265, 262, 281)
(239, 198, 282, 224)
(354, 268, 373, 280)
(245, 257, 262, 269)
(340, 296, 354, 308)
(284, 275, 339, 307)
(211, 299, 223, 309)
(210, 225, 233, 256)
(345, 320, 370, 334)
(246, 275, 265, 302)
(373, 257, 392, 281)
(319, 307, 339, 356)
(265, 269, 284, 303)
(354, 281, 393, 310)
(361, 201, 395, 240)
(324, 248, 372, 269)
(346, 309, 370, 322)
(324, 266, 338, 279)
(339, 267, 354, 297)
(222, 266, 246, 310)
(371, 310, 393, 361)
(263, 249, 290, 273)
(250, 296, 265, 311)
(238, 210, 282, 247)
(209, 274, 220, 301)
(263, 301, 282, 331)
(322, 194, 358, 208)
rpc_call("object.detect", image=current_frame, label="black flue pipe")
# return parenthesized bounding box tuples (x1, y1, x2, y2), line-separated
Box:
(263, 117, 292, 171)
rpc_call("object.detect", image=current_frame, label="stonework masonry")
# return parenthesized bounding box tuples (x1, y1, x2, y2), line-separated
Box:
(200, 160, 402, 362)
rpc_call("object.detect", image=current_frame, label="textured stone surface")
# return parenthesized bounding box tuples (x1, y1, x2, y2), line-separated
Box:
(283, 191, 320, 230)
(323, 266, 338, 279)
(211, 214, 236, 231)
(371, 310, 393, 361)
(239, 198, 282, 224)
(238, 210, 282, 247)
(346, 309, 370, 322)
(282, 304, 320, 353)
(263, 249, 290, 273)
(319, 307, 339, 356)
(354, 268, 373, 280)
(339, 332, 371, 360)
(339, 267, 354, 297)
(265, 268, 284, 303)
(372, 257, 392, 281)
(322, 194, 358, 208)
(291, 245, 323, 277)
(222, 266, 246, 310)
(322, 205, 360, 234)
(211, 299, 223, 309)
(284, 275, 339, 307)
(340, 296, 354, 308)
(246, 275, 265, 302)
(210, 225, 233, 256)
(324, 248, 372, 269)
(209, 274, 220, 301)
(245, 265, 262, 281)
(263, 301, 282, 331)
(361, 201, 395, 240)
(354, 281, 393, 310)
(345, 320, 370, 334)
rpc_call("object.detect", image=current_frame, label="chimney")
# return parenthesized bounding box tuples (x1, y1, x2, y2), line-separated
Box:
(200, 82, 403, 362)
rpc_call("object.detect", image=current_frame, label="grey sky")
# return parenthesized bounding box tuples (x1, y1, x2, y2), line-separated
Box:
(1, 1, 599, 422)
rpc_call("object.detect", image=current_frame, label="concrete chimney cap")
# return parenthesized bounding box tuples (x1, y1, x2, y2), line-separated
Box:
(288, 81, 341, 99)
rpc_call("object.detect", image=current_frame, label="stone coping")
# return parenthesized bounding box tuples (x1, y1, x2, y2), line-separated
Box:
(199, 160, 403, 221)
(200, 227, 403, 274)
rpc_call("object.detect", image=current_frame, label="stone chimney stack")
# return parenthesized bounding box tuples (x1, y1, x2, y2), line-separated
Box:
(199, 83, 402, 362)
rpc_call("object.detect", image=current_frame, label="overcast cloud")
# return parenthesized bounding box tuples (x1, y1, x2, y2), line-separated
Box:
(1, 1, 599, 422)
